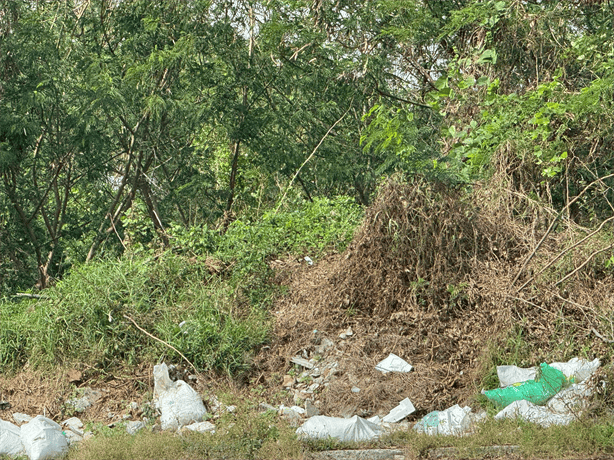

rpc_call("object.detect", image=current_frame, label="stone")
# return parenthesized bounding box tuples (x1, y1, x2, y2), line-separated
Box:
(309, 383, 320, 392)
(291, 356, 314, 369)
(282, 375, 295, 387)
(126, 421, 146, 435)
(315, 337, 335, 355)
(12, 413, 32, 425)
(305, 400, 320, 418)
(185, 421, 215, 433)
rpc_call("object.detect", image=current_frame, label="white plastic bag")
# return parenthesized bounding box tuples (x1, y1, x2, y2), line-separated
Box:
(497, 357, 600, 388)
(413, 405, 472, 436)
(0, 419, 24, 457)
(20, 416, 68, 460)
(550, 358, 600, 383)
(296, 415, 382, 442)
(382, 398, 415, 423)
(375, 354, 413, 374)
(154, 363, 207, 431)
(494, 400, 575, 427)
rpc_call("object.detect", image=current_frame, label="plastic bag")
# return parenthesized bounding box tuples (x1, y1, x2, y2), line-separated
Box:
(382, 398, 415, 423)
(0, 420, 24, 457)
(154, 363, 207, 431)
(494, 400, 575, 427)
(413, 404, 472, 436)
(20, 416, 68, 460)
(375, 354, 413, 374)
(497, 357, 600, 388)
(484, 363, 567, 407)
(296, 415, 382, 442)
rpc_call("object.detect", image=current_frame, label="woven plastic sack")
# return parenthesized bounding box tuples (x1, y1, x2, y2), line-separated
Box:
(296, 415, 381, 442)
(484, 363, 567, 408)
(0, 420, 24, 457)
(20, 416, 68, 460)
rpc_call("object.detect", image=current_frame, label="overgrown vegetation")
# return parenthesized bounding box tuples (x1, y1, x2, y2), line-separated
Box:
(0, 197, 362, 374)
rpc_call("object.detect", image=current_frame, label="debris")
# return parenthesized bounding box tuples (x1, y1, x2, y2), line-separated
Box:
(297, 415, 382, 442)
(414, 405, 473, 436)
(304, 256, 314, 266)
(382, 397, 415, 423)
(305, 400, 320, 417)
(351, 387, 361, 393)
(153, 363, 207, 431)
(61, 417, 83, 433)
(65, 388, 102, 413)
(291, 356, 314, 369)
(375, 353, 413, 374)
(283, 375, 295, 387)
(12, 413, 32, 425)
(315, 337, 335, 355)
(495, 381, 594, 427)
(0, 419, 24, 457)
(339, 327, 353, 339)
(21, 416, 69, 460)
(483, 363, 567, 407)
(185, 421, 215, 433)
(126, 421, 146, 435)
(259, 403, 277, 413)
(494, 400, 574, 427)
(497, 358, 600, 388)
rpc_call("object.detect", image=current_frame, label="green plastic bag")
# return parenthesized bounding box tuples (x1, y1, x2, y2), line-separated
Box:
(484, 363, 567, 408)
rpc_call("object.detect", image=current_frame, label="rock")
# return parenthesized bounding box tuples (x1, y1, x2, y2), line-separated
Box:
(65, 388, 102, 413)
(184, 421, 215, 433)
(66, 369, 82, 383)
(129, 401, 139, 412)
(126, 421, 146, 435)
(309, 383, 321, 392)
(291, 356, 314, 369)
(282, 375, 295, 388)
(208, 395, 222, 412)
(315, 337, 335, 355)
(305, 400, 320, 418)
(339, 327, 353, 339)
(63, 430, 83, 445)
(259, 403, 277, 412)
(13, 413, 32, 425)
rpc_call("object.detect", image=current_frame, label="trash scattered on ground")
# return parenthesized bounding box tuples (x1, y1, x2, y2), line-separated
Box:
(290, 356, 314, 369)
(382, 398, 415, 423)
(497, 358, 600, 388)
(414, 404, 474, 436)
(12, 413, 32, 425)
(297, 415, 382, 442)
(489, 358, 601, 427)
(0, 419, 24, 457)
(65, 388, 101, 413)
(484, 363, 567, 407)
(153, 363, 207, 431)
(21, 416, 68, 460)
(375, 354, 413, 374)
(304, 256, 314, 266)
(339, 327, 353, 339)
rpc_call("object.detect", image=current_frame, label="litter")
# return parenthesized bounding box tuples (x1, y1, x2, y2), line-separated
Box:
(484, 363, 567, 407)
(375, 354, 413, 374)
(296, 415, 382, 442)
(496, 358, 600, 388)
(20, 416, 68, 460)
(413, 404, 472, 436)
(0, 420, 24, 457)
(153, 363, 207, 431)
(382, 398, 415, 423)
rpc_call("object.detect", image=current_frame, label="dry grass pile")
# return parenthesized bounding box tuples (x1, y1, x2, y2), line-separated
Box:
(259, 177, 614, 419)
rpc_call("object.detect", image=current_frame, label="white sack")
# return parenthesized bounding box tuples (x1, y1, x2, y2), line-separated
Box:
(497, 357, 600, 388)
(0, 419, 24, 457)
(382, 398, 415, 423)
(550, 358, 600, 383)
(20, 416, 68, 460)
(413, 404, 472, 436)
(547, 382, 593, 414)
(494, 400, 575, 427)
(154, 363, 207, 431)
(375, 354, 413, 374)
(497, 366, 537, 388)
(296, 415, 382, 442)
